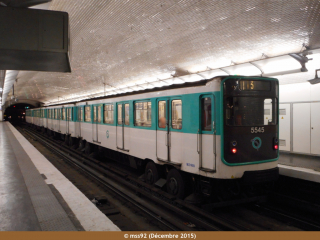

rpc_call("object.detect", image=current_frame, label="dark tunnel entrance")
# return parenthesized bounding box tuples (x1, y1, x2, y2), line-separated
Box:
(4, 103, 34, 123)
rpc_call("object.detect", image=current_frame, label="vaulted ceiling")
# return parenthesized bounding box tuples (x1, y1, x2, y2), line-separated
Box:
(6, 0, 320, 105)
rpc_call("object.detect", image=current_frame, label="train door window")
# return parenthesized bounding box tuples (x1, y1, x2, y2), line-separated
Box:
(104, 104, 114, 124)
(58, 109, 61, 120)
(93, 106, 97, 122)
(117, 104, 122, 124)
(171, 100, 182, 129)
(55, 109, 57, 119)
(135, 102, 151, 127)
(202, 97, 212, 131)
(62, 109, 66, 120)
(78, 107, 84, 121)
(68, 108, 72, 121)
(158, 101, 166, 128)
(85, 106, 91, 122)
(97, 106, 102, 123)
(124, 104, 130, 126)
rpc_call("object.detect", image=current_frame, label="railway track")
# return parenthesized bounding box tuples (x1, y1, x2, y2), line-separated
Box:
(18, 124, 320, 231)
(250, 203, 320, 231)
(20, 125, 246, 231)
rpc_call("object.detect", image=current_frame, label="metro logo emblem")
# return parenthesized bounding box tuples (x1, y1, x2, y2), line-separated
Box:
(251, 137, 262, 150)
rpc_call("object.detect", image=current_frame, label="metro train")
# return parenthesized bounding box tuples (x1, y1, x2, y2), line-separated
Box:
(26, 76, 279, 200)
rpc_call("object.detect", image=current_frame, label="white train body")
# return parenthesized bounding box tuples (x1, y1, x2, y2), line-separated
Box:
(26, 76, 279, 181)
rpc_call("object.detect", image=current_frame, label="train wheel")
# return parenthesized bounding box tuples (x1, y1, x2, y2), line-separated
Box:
(69, 137, 75, 148)
(85, 142, 92, 155)
(166, 168, 185, 199)
(145, 161, 159, 185)
(78, 139, 85, 151)
(64, 135, 69, 145)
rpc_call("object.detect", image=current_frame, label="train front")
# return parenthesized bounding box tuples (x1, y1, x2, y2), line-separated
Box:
(221, 76, 279, 185)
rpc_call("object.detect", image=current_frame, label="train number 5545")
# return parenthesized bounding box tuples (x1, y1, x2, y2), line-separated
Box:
(251, 127, 264, 133)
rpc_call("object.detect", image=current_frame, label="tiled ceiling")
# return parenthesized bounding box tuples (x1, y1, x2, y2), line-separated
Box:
(10, 0, 320, 104)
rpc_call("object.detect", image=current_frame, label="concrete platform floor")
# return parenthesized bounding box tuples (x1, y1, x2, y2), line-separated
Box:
(0, 122, 120, 231)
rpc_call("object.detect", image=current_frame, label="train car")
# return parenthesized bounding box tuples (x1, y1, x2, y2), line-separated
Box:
(32, 75, 279, 200)
(26, 109, 32, 124)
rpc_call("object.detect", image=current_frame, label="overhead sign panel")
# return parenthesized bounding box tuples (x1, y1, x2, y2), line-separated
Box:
(0, 7, 70, 72)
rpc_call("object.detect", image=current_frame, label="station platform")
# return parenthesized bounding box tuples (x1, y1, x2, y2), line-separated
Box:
(0, 122, 120, 231)
(278, 152, 320, 183)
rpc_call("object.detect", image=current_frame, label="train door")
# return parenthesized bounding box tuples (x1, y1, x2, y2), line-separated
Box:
(40, 109, 43, 126)
(66, 108, 69, 134)
(116, 102, 129, 151)
(45, 109, 48, 128)
(66, 107, 72, 135)
(199, 95, 216, 172)
(58, 108, 61, 132)
(92, 105, 102, 143)
(156, 99, 169, 161)
(156, 98, 183, 165)
(76, 107, 82, 137)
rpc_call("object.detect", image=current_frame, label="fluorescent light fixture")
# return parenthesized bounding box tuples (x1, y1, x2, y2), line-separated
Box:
(254, 55, 302, 76)
(140, 83, 155, 89)
(172, 78, 185, 84)
(179, 73, 204, 82)
(132, 85, 144, 91)
(222, 63, 262, 76)
(197, 69, 226, 79)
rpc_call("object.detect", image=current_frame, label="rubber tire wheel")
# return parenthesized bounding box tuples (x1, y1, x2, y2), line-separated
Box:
(78, 140, 85, 150)
(64, 135, 69, 145)
(145, 162, 159, 185)
(69, 137, 75, 148)
(166, 168, 185, 199)
(85, 142, 92, 155)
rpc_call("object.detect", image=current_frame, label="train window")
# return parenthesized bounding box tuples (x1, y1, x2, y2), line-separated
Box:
(55, 109, 57, 119)
(225, 97, 277, 126)
(93, 106, 97, 122)
(125, 104, 130, 126)
(117, 104, 122, 125)
(202, 97, 212, 131)
(85, 106, 91, 122)
(93, 106, 102, 123)
(135, 102, 151, 127)
(171, 100, 182, 129)
(158, 101, 166, 128)
(97, 106, 102, 123)
(104, 104, 114, 124)
(62, 109, 66, 120)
